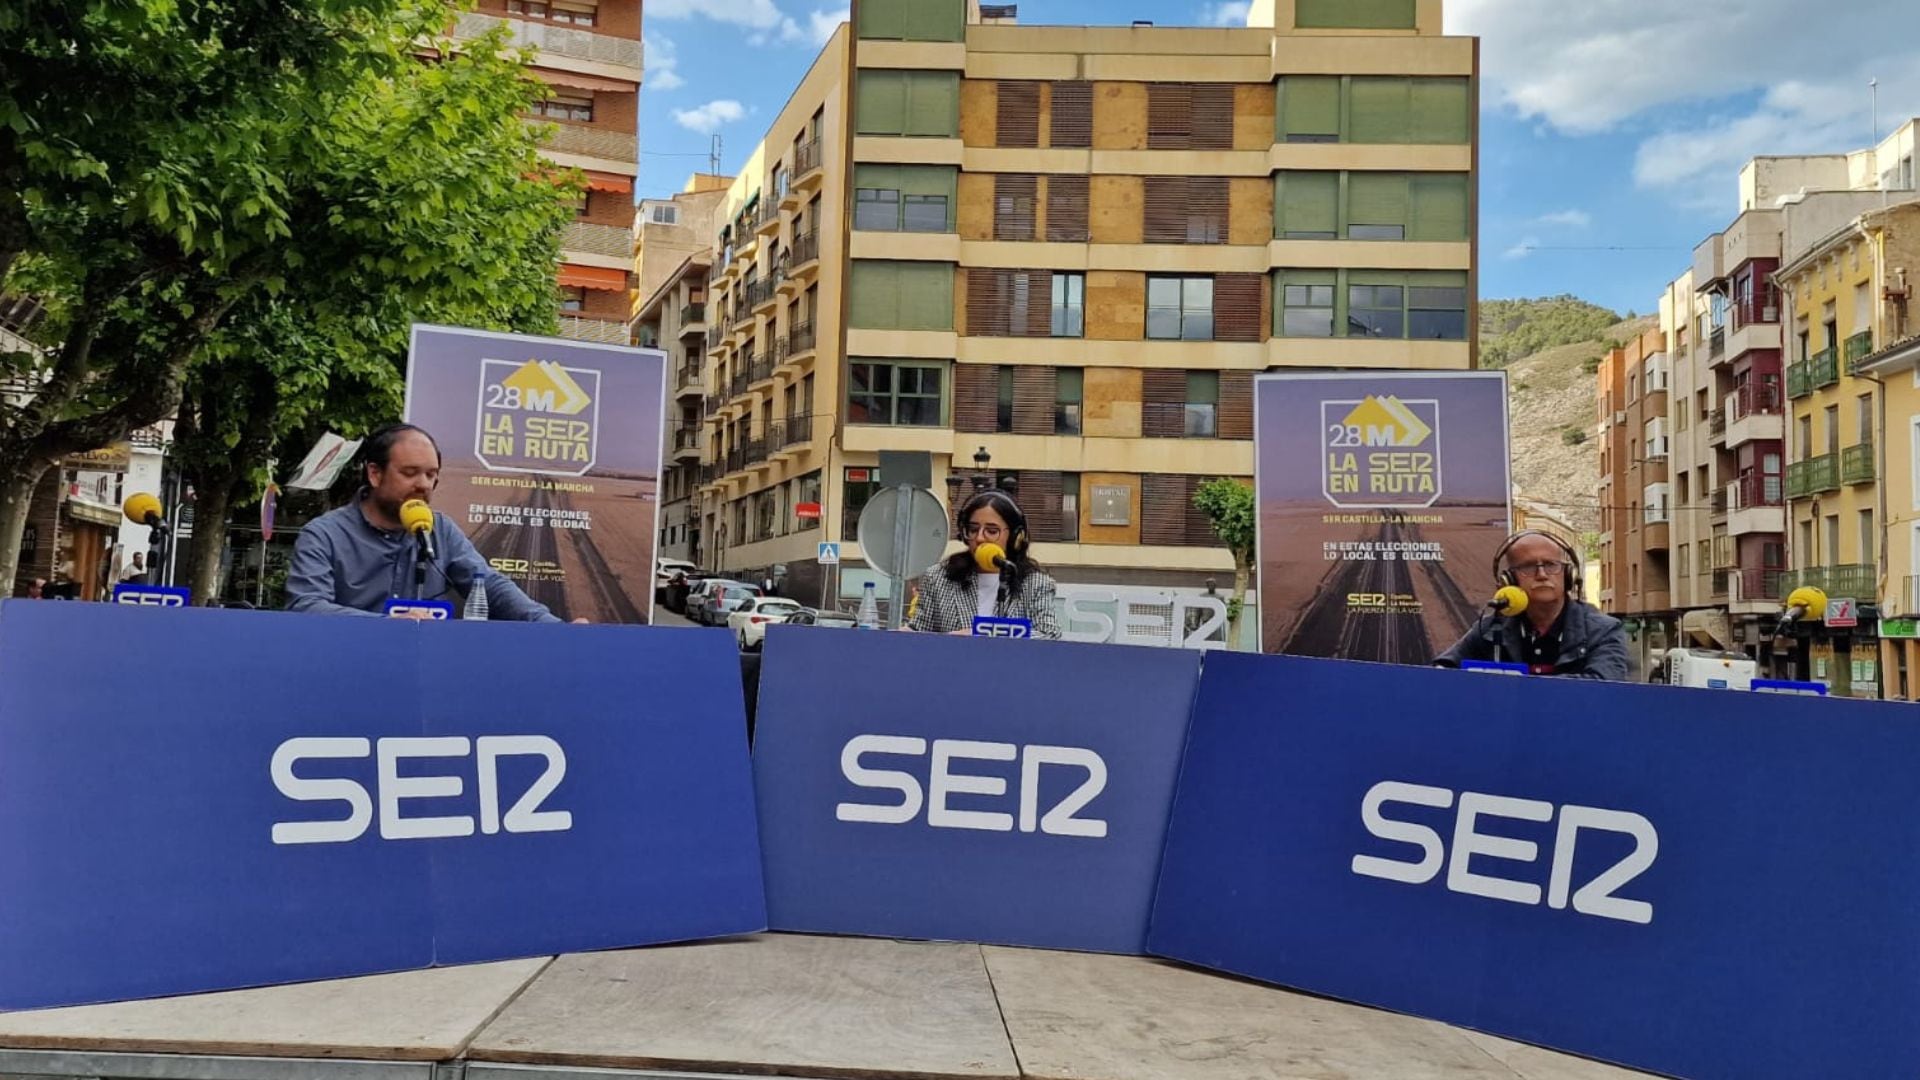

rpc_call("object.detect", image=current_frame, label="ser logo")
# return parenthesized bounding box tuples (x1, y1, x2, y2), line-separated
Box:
(1347, 592, 1420, 613)
(489, 557, 532, 575)
(270, 735, 571, 845)
(1321, 395, 1442, 510)
(476, 358, 600, 476)
(1351, 781, 1658, 925)
(837, 735, 1108, 838)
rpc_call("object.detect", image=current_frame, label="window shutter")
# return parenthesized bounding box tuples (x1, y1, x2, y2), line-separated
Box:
(905, 72, 960, 137)
(1349, 77, 1412, 143)
(1050, 81, 1093, 148)
(1348, 172, 1409, 231)
(1410, 78, 1471, 143)
(1045, 174, 1089, 242)
(1141, 474, 1188, 545)
(1147, 83, 1191, 149)
(1219, 371, 1253, 438)
(994, 173, 1038, 240)
(966, 267, 1011, 337)
(1143, 176, 1187, 243)
(1019, 470, 1064, 541)
(1212, 273, 1263, 343)
(1188, 177, 1228, 244)
(1409, 173, 1469, 241)
(953, 362, 999, 433)
(1142, 369, 1187, 437)
(1279, 76, 1340, 139)
(1022, 270, 1053, 336)
(1277, 171, 1339, 237)
(1012, 366, 1056, 434)
(1183, 475, 1214, 546)
(1190, 84, 1235, 149)
(996, 81, 1041, 148)
(857, 71, 906, 135)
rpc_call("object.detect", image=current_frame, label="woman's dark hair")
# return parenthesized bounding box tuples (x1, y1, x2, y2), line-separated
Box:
(360, 423, 442, 474)
(942, 488, 1040, 585)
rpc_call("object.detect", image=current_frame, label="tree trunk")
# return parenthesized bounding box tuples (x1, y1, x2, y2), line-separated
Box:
(1228, 552, 1252, 649)
(183, 473, 236, 606)
(0, 457, 54, 594)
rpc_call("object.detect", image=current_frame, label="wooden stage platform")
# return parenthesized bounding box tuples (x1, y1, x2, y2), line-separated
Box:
(0, 934, 1649, 1080)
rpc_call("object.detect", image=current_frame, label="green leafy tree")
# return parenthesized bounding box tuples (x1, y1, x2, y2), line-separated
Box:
(1192, 477, 1255, 646)
(171, 28, 576, 601)
(0, 0, 444, 589)
(1478, 295, 1623, 369)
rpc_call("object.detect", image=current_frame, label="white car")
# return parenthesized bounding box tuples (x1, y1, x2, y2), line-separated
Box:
(685, 578, 749, 624)
(728, 597, 805, 650)
(655, 558, 697, 600)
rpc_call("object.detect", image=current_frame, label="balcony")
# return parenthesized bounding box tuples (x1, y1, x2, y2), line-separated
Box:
(1842, 441, 1876, 484)
(748, 352, 775, 386)
(1810, 347, 1839, 390)
(788, 230, 821, 277)
(674, 365, 702, 400)
(1710, 489, 1729, 520)
(794, 138, 825, 188)
(561, 220, 630, 261)
(1785, 454, 1840, 498)
(556, 314, 628, 344)
(1846, 331, 1876, 373)
(1729, 474, 1785, 537)
(1727, 383, 1784, 448)
(1786, 360, 1809, 399)
(725, 446, 746, 476)
(746, 275, 779, 314)
(786, 320, 817, 361)
(679, 302, 707, 332)
(753, 198, 782, 238)
(776, 413, 815, 452)
(705, 391, 726, 414)
(730, 369, 750, 398)
(1726, 297, 1782, 360)
(1708, 408, 1727, 442)
(745, 437, 769, 465)
(455, 12, 643, 74)
(707, 326, 726, 353)
(671, 426, 702, 462)
(1707, 327, 1726, 362)
(1786, 564, 1876, 600)
(537, 122, 638, 167)
(1735, 567, 1785, 606)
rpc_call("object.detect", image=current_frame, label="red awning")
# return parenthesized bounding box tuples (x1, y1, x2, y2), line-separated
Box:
(583, 171, 632, 194)
(558, 265, 628, 291)
(535, 70, 639, 93)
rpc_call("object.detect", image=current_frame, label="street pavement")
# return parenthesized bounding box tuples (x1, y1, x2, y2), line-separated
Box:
(654, 605, 697, 628)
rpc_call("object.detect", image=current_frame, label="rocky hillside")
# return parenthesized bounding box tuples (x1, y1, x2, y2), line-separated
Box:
(1484, 298, 1656, 535)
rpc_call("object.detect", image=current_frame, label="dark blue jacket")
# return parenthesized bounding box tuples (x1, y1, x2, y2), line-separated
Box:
(1434, 601, 1629, 681)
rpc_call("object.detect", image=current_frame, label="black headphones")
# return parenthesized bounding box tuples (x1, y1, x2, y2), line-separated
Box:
(957, 488, 1029, 561)
(1491, 529, 1584, 600)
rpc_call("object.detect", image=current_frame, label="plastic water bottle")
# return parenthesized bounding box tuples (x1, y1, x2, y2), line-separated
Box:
(856, 581, 880, 629)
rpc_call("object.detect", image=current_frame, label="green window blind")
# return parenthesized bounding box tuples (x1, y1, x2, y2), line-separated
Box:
(1278, 76, 1340, 140)
(905, 71, 960, 136)
(856, 71, 906, 135)
(1410, 78, 1471, 144)
(858, 0, 964, 41)
(849, 260, 954, 330)
(1294, 0, 1415, 29)
(1275, 171, 1339, 238)
(1348, 77, 1412, 143)
(1408, 173, 1469, 241)
(1347, 172, 1409, 236)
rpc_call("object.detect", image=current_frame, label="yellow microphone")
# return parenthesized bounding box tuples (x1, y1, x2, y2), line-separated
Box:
(1489, 584, 1529, 616)
(399, 498, 437, 562)
(1781, 586, 1827, 625)
(123, 492, 164, 528)
(973, 541, 1008, 574)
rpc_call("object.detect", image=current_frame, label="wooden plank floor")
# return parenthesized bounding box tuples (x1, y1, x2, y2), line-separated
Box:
(0, 958, 550, 1062)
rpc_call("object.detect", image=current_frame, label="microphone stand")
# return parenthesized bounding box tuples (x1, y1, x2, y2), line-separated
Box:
(413, 532, 430, 601)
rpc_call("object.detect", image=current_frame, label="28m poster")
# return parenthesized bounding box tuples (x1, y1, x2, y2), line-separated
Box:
(1255, 371, 1510, 663)
(405, 324, 667, 623)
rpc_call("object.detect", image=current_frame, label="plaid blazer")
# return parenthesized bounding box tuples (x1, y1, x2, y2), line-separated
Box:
(908, 563, 1062, 639)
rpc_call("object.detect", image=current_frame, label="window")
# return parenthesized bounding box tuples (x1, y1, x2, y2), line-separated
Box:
(996, 81, 1040, 148)
(855, 0, 963, 41)
(1280, 273, 1335, 337)
(1060, 473, 1081, 541)
(773, 166, 789, 200)
(1825, 515, 1840, 566)
(508, 0, 598, 26)
(1185, 372, 1219, 437)
(645, 203, 679, 225)
(560, 286, 587, 312)
(856, 71, 960, 137)
(1274, 172, 1338, 238)
(996, 367, 1014, 432)
(848, 260, 953, 330)
(1144, 177, 1228, 245)
(1277, 76, 1470, 144)
(1294, 0, 1415, 28)
(994, 174, 1037, 241)
(1050, 82, 1093, 148)
(842, 467, 884, 539)
(1796, 415, 1812, 458)
(1051, 274, 1084, 337)
(1857, 393, 1873, 446)
(853, 165, 955, 232)
(848, 361, 946, 426)
(1275, 270, 1466, 341)
(1677, 544, 1690, 581)
(1146, 83, 1235, 150)
(1860, 509, 1875, 564)
(1056, 368, 1083, 435)
(1045, 175, 1089, 242)
(1147, 276, 1214, 340)
(1825, 404, 1839, 455)
(531, 92, 593, 122)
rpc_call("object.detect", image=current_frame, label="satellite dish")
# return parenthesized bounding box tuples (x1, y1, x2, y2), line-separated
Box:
(856, 486, 949, 584)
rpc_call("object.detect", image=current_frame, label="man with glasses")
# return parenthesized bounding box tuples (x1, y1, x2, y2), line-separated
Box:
(1434, 530, 1628, 679)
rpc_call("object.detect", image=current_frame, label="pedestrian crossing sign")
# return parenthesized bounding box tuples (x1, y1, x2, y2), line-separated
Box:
(817, 542, 841, 565)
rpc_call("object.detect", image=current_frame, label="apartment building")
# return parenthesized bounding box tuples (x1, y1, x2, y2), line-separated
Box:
(451, 0, 643, 344)
(1636, 120, 1918, 671)
(1853, 202, 1920, 700)
(1776, 194, 1920, 698)
(629, 179, 733, 563)
(691, 0, 1478, 603)
(1594, 328, 1672, 671)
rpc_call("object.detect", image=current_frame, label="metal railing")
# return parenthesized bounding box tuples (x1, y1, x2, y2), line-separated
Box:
(672, 427, 701, 454)
(707, 326, 725, 350)
(730, 301, 755, 330)
(1730, 294, 1780, 329)
(556, 314, 628, 344)
(675, 364, 701, 391)
(1735, 473, 1783, 509)
(745, 437, 768, 464)
(745, 276, 776, 310)
(730, 369, 750, 398)
(456, 12, 643, 70)
(1709, 409, 1727, 438)
(1734, 380, 1782, 418)
(1710, 489, 1729, 516)
(1787, 359, 1810, 399)
(1786, 564, 1875, 599)
(680, 302, 706, 326)
(1842, 441, 1876, 484)
(561, 220, 630, 259)
(1846, 330, 1876, 372)
(1785, 454, 1839, 498)
(1708, 327, 1725, 358)
(789, 229, 820, 268)
(795, 138, 824, 179)
(704, 391, 726, 413)
(785, 412, 814, 447)
(725, 446, 745, 474)
(1809, 347, 1838, 390)
(537, 122, 638, 163)
(787, 320, 817, 357)
(749, 353, 774, 384)
(1737, 567, 1785, 603)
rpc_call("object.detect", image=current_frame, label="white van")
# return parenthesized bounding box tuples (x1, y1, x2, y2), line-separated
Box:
(1658, 647, 1758, 690)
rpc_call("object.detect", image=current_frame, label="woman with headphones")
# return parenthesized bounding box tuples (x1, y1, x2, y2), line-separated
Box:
(906, 488, 1062, 639)
(1432, 529, 1628, 679)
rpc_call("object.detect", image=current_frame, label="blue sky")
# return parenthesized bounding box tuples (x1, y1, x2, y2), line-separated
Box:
(637, 0, 1919, 316)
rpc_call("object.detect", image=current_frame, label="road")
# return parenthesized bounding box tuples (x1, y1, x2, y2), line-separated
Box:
(654, 605, 696, 628)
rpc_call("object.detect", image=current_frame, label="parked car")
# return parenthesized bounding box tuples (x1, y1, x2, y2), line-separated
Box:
(665, 569, 718, 614)
(785, 608, 858, 630)
(684, 578, 746, 624)
(728, 597, 805, 650)
(697, 582, 763, 626)
(655, 558, 698, 602)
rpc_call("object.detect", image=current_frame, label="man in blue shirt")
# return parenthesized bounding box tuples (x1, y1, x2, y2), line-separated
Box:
(286, 424, 560, 621)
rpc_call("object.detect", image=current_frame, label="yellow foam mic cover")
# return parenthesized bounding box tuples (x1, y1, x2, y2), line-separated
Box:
(122, 492, 163, 525)
(974, 542, 1007, 573)
(399, 499, 435, 535)
(1491, 584, 1529, 615)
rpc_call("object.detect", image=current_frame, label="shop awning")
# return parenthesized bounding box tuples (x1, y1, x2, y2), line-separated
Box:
(583, 170, 632, 194)
(558, 264, 629, 291)
(536, 70, 639, 93)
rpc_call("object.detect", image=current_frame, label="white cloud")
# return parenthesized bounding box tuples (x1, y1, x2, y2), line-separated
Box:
(1504, 237, 1540, 260)
(1200, 1, 1250, 26)
(644, 34, 685, 91)
(673, 99, 747, 133)
(807, 7, 849, 43)
(1448, 0, 1920, 201)
(646, 0, 785, 29)
(1535, 209, 1591, 229)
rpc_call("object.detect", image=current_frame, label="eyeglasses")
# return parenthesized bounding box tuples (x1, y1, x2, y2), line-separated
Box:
(963, 522, 1006, 539)
(1509, 560, 1569, 579)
